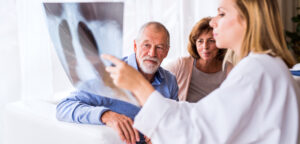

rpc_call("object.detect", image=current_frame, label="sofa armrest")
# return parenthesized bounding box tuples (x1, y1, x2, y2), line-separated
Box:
(3, 101, 124, 144)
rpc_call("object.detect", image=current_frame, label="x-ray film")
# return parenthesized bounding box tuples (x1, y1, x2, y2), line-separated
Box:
(43, 2, 139, 105)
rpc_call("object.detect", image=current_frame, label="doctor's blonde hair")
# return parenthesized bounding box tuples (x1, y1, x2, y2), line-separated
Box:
(228, 0, 296, 68)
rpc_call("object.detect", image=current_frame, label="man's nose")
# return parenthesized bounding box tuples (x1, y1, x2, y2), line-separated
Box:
(148, 46, 157, 57)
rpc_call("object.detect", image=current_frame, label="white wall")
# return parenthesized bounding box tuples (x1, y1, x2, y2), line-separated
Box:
(0, 0, 20, 143)
(16, 0, 76, 102)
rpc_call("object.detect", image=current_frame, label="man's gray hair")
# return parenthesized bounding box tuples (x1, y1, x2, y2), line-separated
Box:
(135, 21, 170, 47)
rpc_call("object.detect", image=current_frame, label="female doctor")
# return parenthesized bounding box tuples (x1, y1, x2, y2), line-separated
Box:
(102, 0, 300, 143)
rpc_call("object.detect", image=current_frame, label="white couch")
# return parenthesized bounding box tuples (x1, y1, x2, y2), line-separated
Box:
(3, 70, 300, 144)
(3, 101, 124, 144)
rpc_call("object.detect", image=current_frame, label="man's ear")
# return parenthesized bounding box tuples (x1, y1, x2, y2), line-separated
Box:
(163, 46, 170, 58)
(134, 40, 137, 53)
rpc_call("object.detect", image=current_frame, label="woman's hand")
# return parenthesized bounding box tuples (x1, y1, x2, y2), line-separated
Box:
(101, 54, 155, 105)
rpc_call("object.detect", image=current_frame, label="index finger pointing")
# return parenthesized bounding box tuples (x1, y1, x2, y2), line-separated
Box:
(101, 54, 123, 66)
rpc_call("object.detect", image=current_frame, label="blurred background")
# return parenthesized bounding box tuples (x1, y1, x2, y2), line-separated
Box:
(0, 0, 299, 143)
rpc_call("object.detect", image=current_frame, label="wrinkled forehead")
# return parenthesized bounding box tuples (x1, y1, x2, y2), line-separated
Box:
(136, 23, 170, 45)
(139, 29, 168, 44)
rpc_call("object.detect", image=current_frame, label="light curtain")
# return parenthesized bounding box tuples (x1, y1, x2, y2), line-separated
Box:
(0, 0, 20, 107)
(17, 0, 70, 101)
(0, 0, 20, 143)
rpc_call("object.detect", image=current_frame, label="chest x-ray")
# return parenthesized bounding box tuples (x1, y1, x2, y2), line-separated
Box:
(43, 2, 139, 105)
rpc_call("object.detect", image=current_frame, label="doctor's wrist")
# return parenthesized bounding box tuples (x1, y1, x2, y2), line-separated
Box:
(132, 81, 155, 106)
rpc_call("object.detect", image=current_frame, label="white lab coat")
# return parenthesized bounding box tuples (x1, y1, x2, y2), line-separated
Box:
(134, 53, 300, 144)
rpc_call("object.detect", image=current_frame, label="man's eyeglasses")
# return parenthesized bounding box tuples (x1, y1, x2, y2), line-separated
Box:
(141, 43, 168, 53)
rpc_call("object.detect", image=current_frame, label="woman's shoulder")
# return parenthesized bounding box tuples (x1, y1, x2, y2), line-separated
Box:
(224, 61, 233, 76)
(166, 56, 193, 67)
(163, 56, 193, 72)
(231, 53, 290, 80)
(240, 53, 281, 69)
(231, 54, 266, 74)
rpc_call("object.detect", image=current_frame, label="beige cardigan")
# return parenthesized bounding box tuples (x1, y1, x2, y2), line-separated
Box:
(164, 56, 232, 101)
(164, 56, 194, 101)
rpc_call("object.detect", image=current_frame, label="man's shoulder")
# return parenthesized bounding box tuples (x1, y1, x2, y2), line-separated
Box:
(156, 66, 179, 100)
(158, 66, 177, 81)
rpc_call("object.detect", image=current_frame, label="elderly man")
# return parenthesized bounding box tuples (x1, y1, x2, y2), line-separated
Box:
(56, 21, 178, 144)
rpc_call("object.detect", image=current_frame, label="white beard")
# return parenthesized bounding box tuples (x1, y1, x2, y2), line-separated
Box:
(139, 56, 160, 74)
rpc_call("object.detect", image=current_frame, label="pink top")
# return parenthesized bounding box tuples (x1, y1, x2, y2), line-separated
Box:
(164, 56, 231, 101)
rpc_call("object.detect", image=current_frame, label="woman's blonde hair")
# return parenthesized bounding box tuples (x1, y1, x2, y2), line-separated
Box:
(228, 0, 296, 68)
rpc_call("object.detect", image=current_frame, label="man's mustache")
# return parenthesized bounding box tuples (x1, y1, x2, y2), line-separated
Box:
(142, 56, 160, 64)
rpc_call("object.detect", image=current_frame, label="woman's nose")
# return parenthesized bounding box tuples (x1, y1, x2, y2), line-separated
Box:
(209, 17, 216, 28)
(203, 42, 209, 49)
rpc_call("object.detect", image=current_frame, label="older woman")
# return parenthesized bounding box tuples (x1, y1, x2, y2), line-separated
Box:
(165, 17, 232, 102)
(102, 0, 300, 143)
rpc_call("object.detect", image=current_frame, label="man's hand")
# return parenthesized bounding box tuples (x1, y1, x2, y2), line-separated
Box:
(101, 111, 139, 144)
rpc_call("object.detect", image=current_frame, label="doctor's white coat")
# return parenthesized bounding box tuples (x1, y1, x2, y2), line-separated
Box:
(134, 53, 300, 144)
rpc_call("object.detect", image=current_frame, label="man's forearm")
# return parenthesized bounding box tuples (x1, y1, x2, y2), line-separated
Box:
(56, 95, 110, 125)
